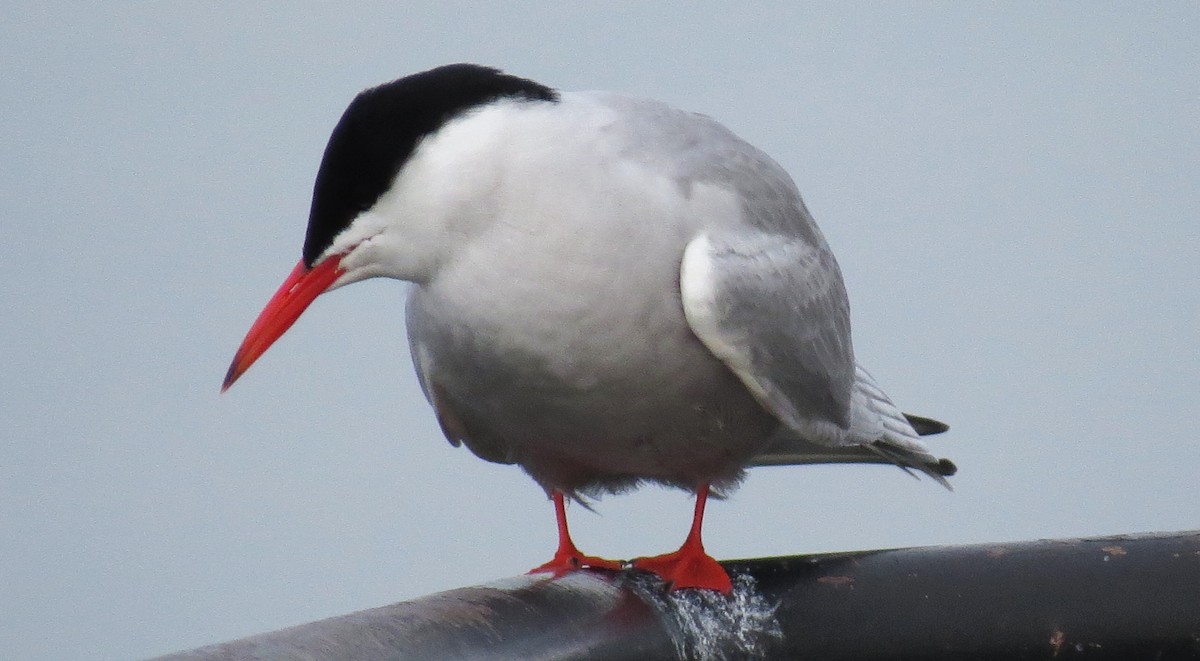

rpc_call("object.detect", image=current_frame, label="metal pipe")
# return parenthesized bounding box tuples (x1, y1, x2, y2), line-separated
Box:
(153, 530, 1200, 660)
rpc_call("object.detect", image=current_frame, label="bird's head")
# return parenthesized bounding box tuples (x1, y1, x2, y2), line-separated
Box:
(222, 64, 557, 391)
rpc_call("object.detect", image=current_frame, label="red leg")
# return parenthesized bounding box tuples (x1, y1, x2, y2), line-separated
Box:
(631, 485, 732, 593)
(528, 490, 622, 577)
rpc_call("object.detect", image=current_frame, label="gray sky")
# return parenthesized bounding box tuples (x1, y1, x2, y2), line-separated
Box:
(2, 3, 1197, 659)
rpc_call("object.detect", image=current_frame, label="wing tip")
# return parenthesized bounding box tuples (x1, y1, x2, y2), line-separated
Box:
(903, 413, 950, 436)
(867, 442, 958, 490)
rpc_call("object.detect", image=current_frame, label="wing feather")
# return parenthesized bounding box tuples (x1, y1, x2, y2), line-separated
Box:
(680, 230, 854, 440)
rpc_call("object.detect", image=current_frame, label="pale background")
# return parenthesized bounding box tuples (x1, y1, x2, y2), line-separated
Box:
(2, 3, 1197, 659)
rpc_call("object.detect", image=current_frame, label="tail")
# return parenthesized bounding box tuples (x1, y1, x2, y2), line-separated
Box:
(853, 366, 956, 489)
(887, 411, 956, 487)
(750, 366, 956, 488)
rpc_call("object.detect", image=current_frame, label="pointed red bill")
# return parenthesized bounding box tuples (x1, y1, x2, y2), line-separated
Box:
(222, 256, 344, 391)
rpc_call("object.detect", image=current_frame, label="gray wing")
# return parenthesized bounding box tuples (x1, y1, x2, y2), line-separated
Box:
(680, 229, 855, 441)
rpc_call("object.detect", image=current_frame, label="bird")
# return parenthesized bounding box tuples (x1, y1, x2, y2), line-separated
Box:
(222, 63, 955, 594)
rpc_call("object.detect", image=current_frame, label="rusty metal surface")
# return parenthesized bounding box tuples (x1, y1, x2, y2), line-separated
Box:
(153, 531, 1200, 660)
(733, 530, 1200, 660)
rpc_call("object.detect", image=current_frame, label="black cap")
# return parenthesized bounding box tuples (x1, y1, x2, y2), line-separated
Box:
(302, 64, 559, 266)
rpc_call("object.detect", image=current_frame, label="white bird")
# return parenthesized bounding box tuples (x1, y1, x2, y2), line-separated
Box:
(223, 64, 954, 593)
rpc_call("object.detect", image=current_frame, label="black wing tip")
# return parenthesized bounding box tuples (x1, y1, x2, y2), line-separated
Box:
(903, 413, 950, 436)
(864, 441, 958, 491)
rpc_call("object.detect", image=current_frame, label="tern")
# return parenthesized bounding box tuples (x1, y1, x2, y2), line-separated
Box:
(223, 63, 955, 593)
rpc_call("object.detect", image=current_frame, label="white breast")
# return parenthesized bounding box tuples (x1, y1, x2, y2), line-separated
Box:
(396, 96, 779, 490)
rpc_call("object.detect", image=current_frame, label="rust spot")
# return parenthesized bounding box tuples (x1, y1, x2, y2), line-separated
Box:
(818, 575, 855, 587)
(1101, 545, 1127, 557)
(1050, 629, 1065, 657)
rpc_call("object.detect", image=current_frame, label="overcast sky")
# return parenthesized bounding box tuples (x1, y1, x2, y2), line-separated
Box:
(2, 3, 1197, 659)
